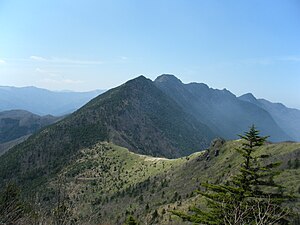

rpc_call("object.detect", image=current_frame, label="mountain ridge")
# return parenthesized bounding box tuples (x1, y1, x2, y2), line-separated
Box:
(154, 74, 292, 142)
(0, 75, 299, 224)
(239, 93, 300, 141)
(0, 76, 216, 190)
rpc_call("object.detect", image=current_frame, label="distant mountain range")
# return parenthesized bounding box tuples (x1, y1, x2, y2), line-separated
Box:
(0, 86, 104, 116)
(1, 78, 298, 143)
(239, 93, 300, 142)
(0, 75, 297, 159)
(154, 74, 297, 142)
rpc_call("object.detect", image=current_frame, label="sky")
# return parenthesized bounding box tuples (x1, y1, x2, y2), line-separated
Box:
(0, 0, 299, 109)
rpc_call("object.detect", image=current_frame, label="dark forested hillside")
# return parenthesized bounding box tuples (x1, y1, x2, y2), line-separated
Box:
(0, 110, 60, 144)
(0, 110, 61, 156)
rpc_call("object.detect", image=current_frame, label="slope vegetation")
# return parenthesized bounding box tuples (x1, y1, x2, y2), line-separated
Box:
(0, 76, 215, 191)
(34, 140, 300, 224)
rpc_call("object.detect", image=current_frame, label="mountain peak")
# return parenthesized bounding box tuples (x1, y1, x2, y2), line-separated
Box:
(189, 82, 209, 89)
(239, 93, 258, 104)
(125, 75, 151, 85)
(154, 74, 183, 84)
(122, 75, 154, 92)
(134, 75, 148, 80)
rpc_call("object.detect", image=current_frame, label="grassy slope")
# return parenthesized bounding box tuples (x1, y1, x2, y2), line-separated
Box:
(38, 141, 300, 224)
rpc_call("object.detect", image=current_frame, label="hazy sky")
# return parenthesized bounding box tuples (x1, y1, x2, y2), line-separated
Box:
(0, 0, 299, 109)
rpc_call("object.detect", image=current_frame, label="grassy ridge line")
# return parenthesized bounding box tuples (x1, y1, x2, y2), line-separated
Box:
(38, 141, 299, 224)
(158, 141, 300, 224)
(40, 142, 201, 224)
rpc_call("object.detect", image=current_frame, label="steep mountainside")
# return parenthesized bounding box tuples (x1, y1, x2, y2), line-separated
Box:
(0, 86, 103, 116)
(239, 93, 300, 141)
(0, 76, 215, 190)
(154, 74, 292, 142)
(74, 76, 215, 157)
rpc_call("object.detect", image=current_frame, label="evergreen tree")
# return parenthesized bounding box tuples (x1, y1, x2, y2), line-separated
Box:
(145, 203, 150, 211)
(52, 176, 76, 225)
(172, 125, 292, 224)
(294, 158, 300, 169)
(287, 159, 292, 169)
(124, 215, 139, 225)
